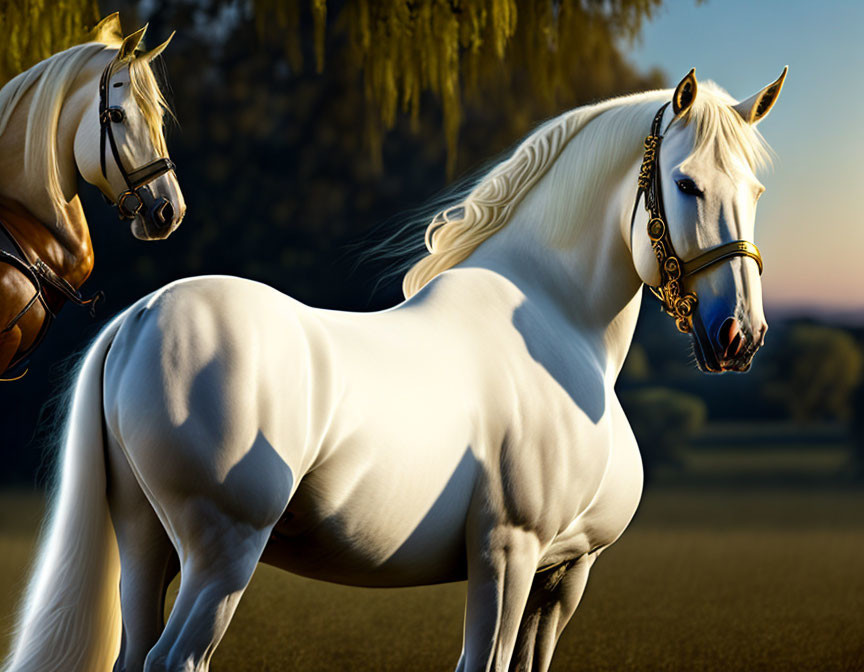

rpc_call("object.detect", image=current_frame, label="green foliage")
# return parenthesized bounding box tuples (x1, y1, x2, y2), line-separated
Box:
(763, 324, 864, 423)
(620, 386, 707, 475)
(0, 0, 100, 83)
(254, 0, 664, 174)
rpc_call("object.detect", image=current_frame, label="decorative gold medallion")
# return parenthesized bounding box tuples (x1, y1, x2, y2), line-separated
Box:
(647, 218, 665, 240)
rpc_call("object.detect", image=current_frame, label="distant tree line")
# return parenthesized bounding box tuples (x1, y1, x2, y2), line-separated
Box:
(619, 310, 864, 479)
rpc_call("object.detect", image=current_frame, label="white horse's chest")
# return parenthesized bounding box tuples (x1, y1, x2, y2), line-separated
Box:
(537, 399, 644, 567)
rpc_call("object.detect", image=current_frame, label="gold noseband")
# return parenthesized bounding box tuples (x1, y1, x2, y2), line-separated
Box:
(633, 103, 763, 334)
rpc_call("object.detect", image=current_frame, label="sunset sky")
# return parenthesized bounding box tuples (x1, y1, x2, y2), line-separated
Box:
(628, 0, 864, 318)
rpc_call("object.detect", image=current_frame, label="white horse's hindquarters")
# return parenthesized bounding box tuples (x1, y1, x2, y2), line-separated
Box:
(102, 274, 486, 584)
(103, 277, 303, 534)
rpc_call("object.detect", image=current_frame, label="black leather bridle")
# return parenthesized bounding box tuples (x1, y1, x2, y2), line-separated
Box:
(632, 102, 763, 334)
(98, 58, 176, 220)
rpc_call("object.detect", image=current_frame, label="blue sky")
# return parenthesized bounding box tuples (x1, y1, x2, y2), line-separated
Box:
(625, 0, 864, 315)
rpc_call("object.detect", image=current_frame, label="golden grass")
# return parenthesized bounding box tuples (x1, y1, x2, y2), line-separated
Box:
(1, 489, 863, 671)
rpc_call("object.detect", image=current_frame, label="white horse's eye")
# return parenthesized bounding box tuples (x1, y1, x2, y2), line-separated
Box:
(676, 178, 703, 196)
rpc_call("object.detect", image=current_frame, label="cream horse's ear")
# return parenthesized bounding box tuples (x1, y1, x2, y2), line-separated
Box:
(672, 68, 698, 117)
(732, 66, 788, 125)
(140, 31, 175, 63)
(118, 25, 148, 62)
(89, 12, 123, 44)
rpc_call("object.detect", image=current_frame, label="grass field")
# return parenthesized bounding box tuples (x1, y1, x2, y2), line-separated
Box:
(1, 487, 863, 671)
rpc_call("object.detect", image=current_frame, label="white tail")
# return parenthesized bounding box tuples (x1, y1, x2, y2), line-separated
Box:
(3, 315, 127, 672)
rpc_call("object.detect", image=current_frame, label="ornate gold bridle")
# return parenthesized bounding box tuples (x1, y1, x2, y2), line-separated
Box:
(634, 103, 763, 333)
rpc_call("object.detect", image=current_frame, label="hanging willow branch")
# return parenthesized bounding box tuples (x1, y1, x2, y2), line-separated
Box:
(0, 0, 101, 83)
(254, 0, 663, 175)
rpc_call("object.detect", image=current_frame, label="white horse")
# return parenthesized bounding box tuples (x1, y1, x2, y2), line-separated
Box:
(3, 68, 786, 672)
(0, 13, 185, 374)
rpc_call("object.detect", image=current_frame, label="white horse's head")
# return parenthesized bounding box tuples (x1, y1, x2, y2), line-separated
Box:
(632, 68, 786, 373)
(74, 16, 185, 241)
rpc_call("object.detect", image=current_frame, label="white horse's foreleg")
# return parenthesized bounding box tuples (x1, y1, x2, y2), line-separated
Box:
(107, 439, 179, 672)
(459, 525, 542, 672)
(509, 554, 594, 672)
(142, 500, 271, 672)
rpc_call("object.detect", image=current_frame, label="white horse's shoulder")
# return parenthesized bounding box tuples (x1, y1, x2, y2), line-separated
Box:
(104, 275, 317, 472)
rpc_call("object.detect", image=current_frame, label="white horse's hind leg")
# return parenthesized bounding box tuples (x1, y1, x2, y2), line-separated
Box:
(509, 554, 594, 672)
(142, 500, 271, 672)
(103, 305, 295, 671)
(107, 438, 179, 672)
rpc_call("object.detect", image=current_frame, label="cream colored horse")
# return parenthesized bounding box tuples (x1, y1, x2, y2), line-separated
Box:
(0, 13, 184, 239)
(3, 69, 785, 672)
(0, 13, 185, 374)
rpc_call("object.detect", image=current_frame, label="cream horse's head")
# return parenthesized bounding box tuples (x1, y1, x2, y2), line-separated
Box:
(632, 68, 787, 373)
(74, 15, 185, 240)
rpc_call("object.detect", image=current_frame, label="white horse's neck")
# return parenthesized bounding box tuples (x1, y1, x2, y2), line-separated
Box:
(0, 51, 106, 253)
(459, 102, 659, 381)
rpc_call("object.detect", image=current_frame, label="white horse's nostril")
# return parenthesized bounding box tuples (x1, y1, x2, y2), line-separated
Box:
(717, 317, 744, 359)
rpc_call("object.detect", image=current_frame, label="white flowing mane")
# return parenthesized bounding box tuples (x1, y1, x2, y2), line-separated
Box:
(0, 39, 170, 221)
(401, 83, 771, 298)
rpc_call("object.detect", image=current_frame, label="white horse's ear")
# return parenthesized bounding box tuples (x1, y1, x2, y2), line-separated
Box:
(672, 68, 698, 117)
(140, 31, 175, 63)
(89, 12, 123, 44)
(732, 66, 788, 125)
(118, 25, 148, 61)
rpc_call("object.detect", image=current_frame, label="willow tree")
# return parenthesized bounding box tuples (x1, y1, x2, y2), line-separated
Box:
(1, 0, 665, 174)
(254, 0, 665, 174)
(0, 0, 100, 82)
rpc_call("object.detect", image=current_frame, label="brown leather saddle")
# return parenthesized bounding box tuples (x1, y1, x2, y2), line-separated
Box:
(0, 197, 102, 379)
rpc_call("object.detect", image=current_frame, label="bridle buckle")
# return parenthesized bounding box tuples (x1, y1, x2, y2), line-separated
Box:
(117, 190, 144, 220)
(100, 106, 126, 125)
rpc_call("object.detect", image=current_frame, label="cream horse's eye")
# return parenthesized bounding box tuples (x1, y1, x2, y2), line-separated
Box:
(676, 178, 703, 196)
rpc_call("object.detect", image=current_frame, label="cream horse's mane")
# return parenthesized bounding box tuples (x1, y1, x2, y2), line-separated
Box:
(400, 82, 771, 298)
(0, 34, 170, 221)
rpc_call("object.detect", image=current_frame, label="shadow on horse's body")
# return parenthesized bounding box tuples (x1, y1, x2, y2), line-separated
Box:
(3, 67, 786, 672)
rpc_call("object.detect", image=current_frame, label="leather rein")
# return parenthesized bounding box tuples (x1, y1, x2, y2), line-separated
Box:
(0, 220, 102, 380)
(633, 102, 763, 334)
